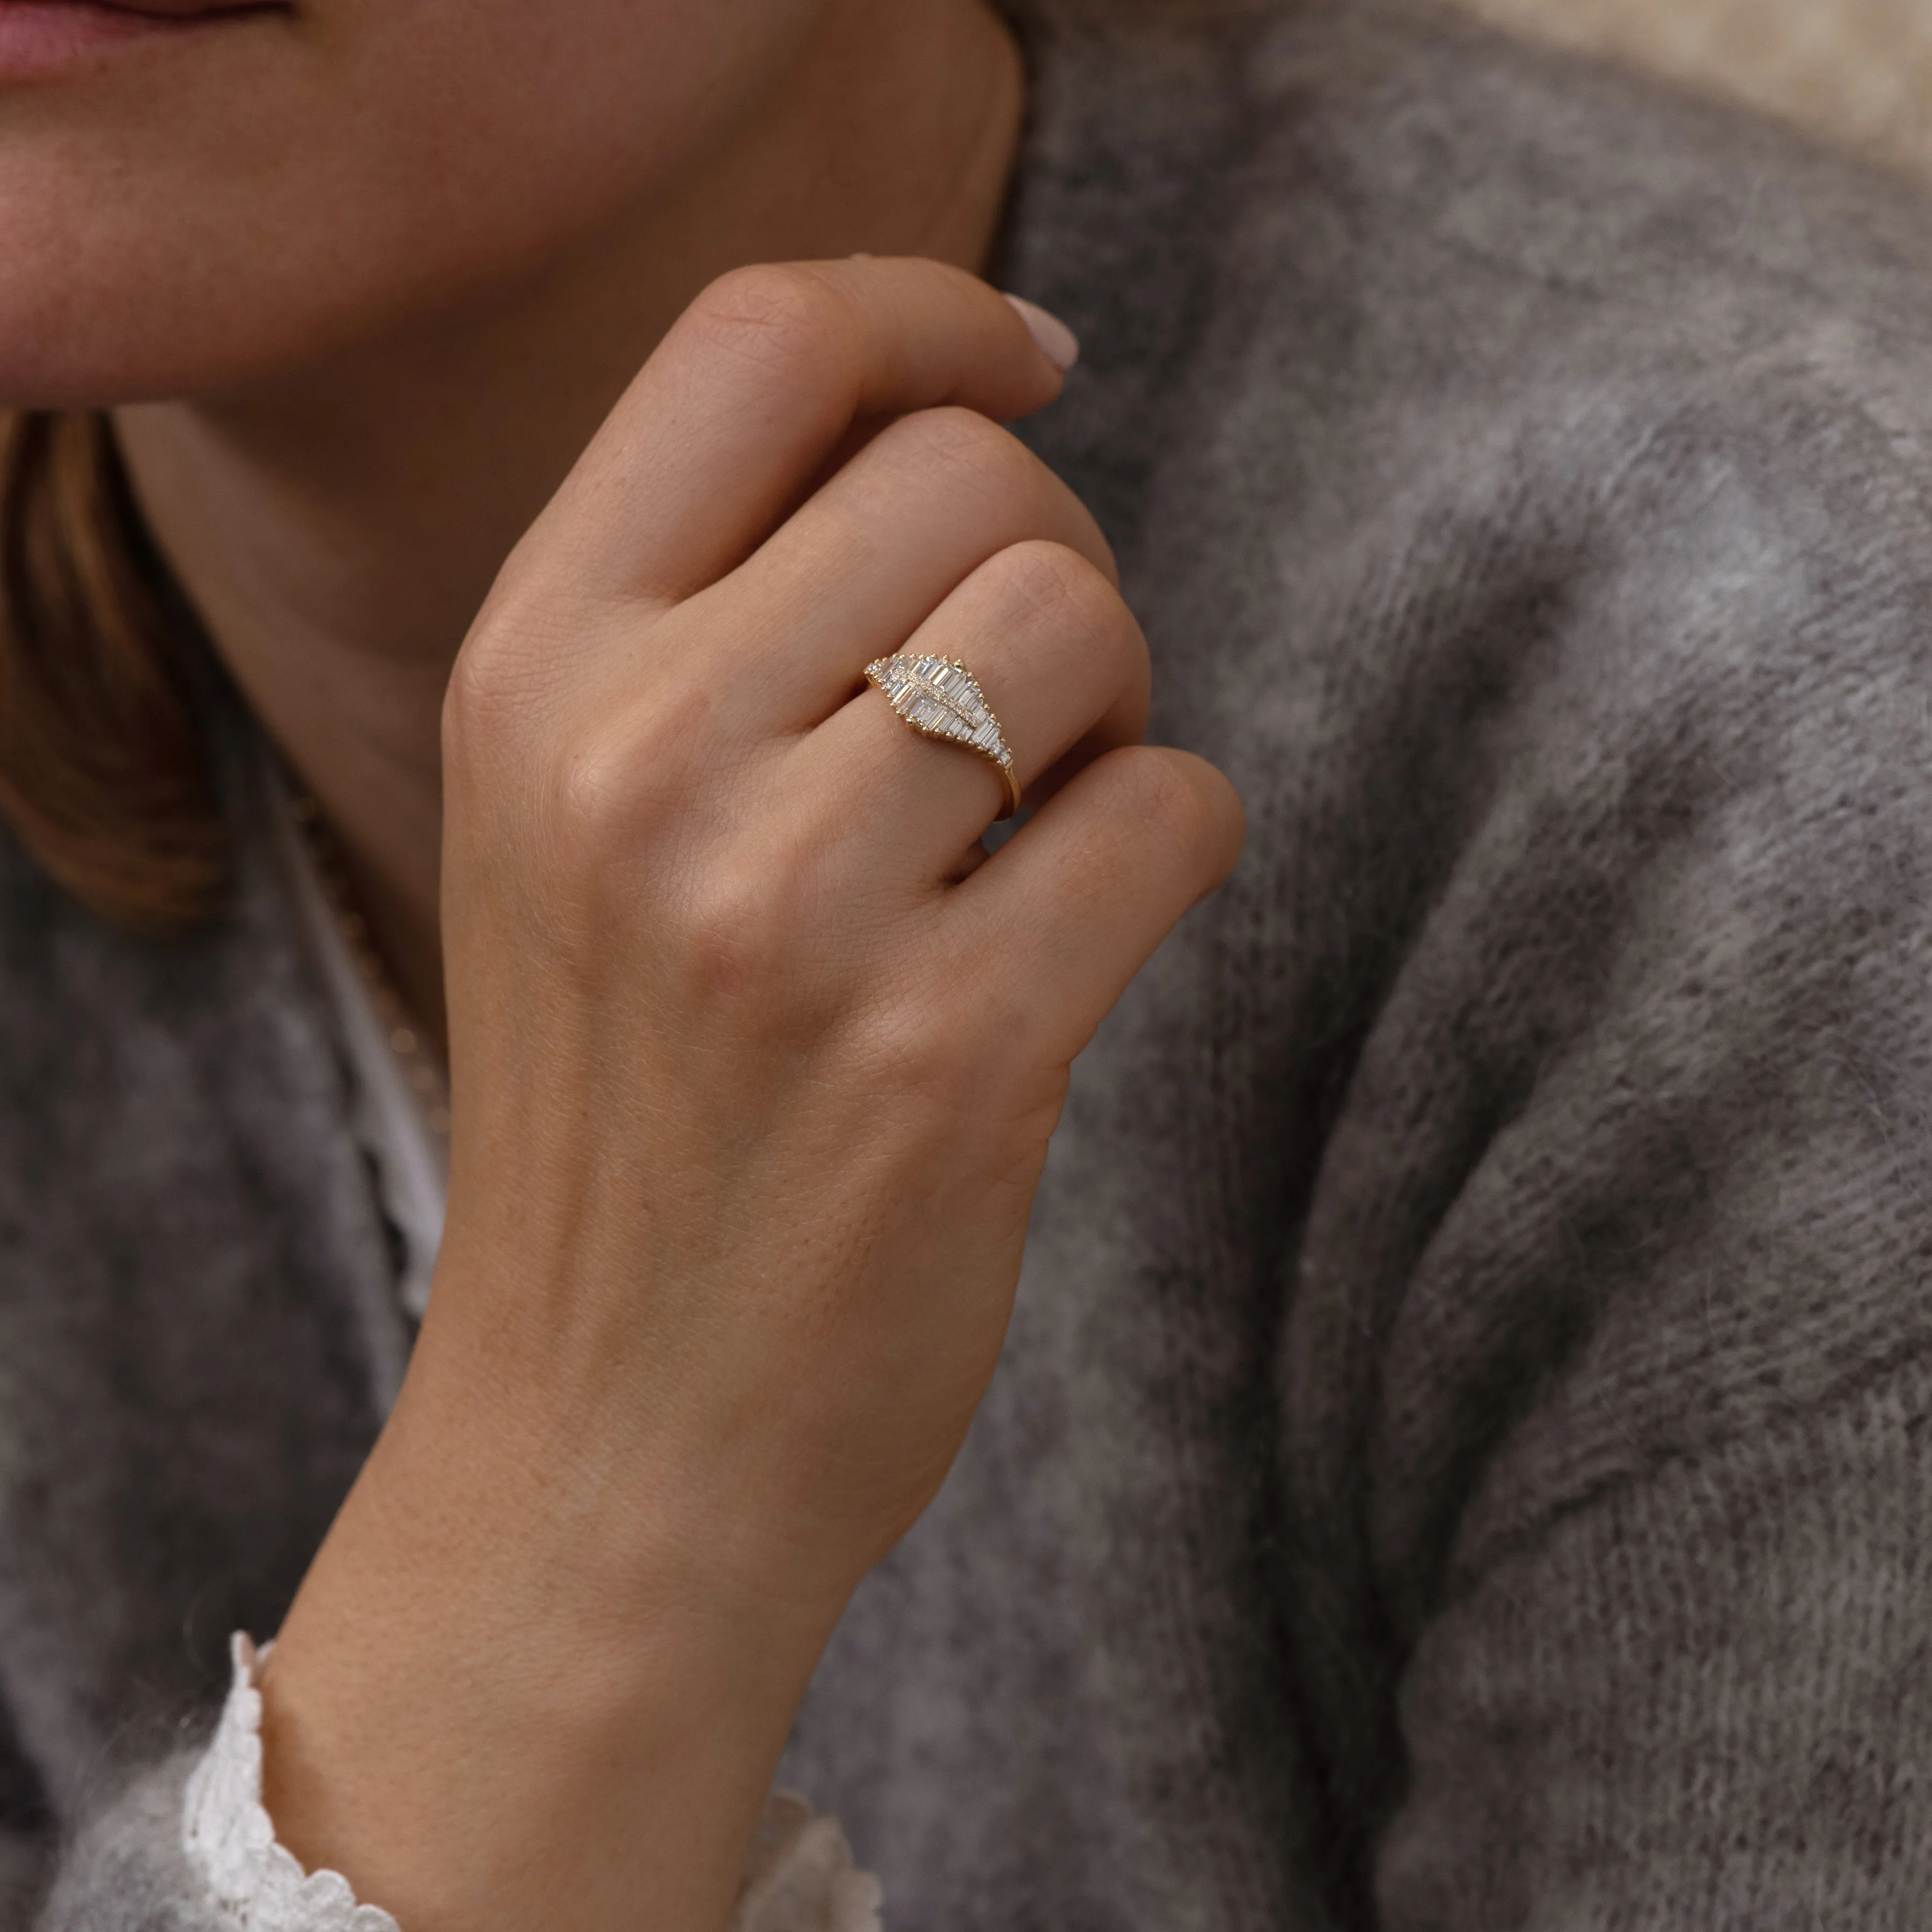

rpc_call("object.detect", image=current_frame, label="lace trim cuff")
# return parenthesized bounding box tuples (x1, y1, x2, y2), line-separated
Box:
(181, 1631, 883, 1932)
(183, 1634, 397, 1931)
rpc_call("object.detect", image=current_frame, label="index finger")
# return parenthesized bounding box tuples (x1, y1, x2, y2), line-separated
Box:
(525, 256, 1073, 611)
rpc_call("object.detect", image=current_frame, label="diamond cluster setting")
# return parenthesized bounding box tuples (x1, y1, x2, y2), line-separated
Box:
(864, 653, 1021, 815)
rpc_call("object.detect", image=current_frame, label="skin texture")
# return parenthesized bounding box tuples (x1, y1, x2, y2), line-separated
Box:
(0, 4, 1243, 1926)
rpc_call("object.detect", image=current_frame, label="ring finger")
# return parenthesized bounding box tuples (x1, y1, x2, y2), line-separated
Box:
(786, 537, 1151, 888)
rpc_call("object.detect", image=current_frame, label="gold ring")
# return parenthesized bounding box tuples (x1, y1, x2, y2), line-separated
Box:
(864, 653, 1024, 819)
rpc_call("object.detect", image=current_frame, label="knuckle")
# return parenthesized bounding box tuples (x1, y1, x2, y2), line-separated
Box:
(568, 694, 707, 828)
(889, 405, 1034, 497)
(443, 594, 570, 771)
(1111, 747, 1216, 843)
(546, 719, 636, 848)
(680, 263, 847, 378)
(524, 687, 713, 893)
(442, 642, 504, 765)
(986, 537, 1091, 612)
(859, 990, 986, 1127)
(989, 540, 1128, 653)
(679, 854, 803, 1007)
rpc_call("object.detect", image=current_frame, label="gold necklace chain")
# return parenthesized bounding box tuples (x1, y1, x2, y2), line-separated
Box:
(288, 792, 452, 1143)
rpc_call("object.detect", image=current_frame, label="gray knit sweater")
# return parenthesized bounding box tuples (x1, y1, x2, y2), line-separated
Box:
(11, 1, 1932, 1925)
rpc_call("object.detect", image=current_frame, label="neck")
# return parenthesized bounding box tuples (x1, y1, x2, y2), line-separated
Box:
(113, 0, 1023, 1050)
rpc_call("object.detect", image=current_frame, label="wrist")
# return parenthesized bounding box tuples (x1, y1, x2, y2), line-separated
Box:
(259, 1331, 846, 1932)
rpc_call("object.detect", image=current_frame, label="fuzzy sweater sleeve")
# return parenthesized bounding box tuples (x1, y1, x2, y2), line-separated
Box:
(1258, 325, 1932, 1928)
(1349, 697, 1932, 1923)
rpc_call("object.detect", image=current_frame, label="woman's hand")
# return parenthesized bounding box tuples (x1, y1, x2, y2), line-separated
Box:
(260, 257, 1242, 1932)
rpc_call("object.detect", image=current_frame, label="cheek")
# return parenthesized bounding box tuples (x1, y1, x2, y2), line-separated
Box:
(0, 0, 823, 406)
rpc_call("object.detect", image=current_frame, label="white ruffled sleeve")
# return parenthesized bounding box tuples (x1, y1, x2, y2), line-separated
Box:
(181, 1636, 394, 1932)
(182, 1633, 883, 1932)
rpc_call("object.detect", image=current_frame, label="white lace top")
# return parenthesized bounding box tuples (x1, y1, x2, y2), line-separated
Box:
(174, 774, 881, 1932)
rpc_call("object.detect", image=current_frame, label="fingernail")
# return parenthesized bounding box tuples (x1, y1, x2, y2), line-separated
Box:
(1004, 293, 1080, 372)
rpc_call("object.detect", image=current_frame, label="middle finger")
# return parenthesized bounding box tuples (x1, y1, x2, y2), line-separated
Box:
(665, 402, 1117, 731)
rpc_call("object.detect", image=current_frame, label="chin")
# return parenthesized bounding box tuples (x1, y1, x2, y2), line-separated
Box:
(0, 268, 300, 413)
(0, 174, 538, 411)
(0, 155, 324, 408)
(0, 136, 690, 412)
(0, 0, 824, 411)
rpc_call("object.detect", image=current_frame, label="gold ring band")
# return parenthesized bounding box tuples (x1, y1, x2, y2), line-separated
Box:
(864, 653, 1024, 819)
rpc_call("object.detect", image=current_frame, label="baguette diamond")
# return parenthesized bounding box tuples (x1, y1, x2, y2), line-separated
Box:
(864, 653, 1023, 818)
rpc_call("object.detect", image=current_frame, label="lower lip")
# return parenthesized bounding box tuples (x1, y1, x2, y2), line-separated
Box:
(0, 1, 275, 79)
